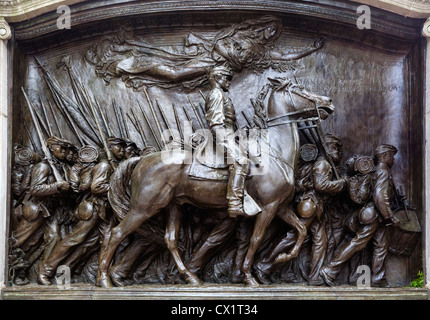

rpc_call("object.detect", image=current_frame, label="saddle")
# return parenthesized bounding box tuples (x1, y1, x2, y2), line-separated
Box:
(188, 158, 230, 181)
(187, 136, 262, 216)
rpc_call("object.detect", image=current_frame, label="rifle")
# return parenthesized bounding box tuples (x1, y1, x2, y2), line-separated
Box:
(87, 96, 117, 170)
(21, 87, 64, 182)
(143, 87, 166, 148)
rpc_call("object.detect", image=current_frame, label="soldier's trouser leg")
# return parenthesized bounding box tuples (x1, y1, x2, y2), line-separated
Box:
(111, 236, 148, 278)
(134, 243, 161, 278)
(40, 216, 61, 263)
(97, 217, 114, 259)
(308, 219, 328, 285)
(11, 215, 45, 249)
(322, 220, 379, 281)
(188, 217, 237, 274)
(371, 226, 388, 284)
(40, 214, 98, 277)
(64, 228, 100, 272)
(231, 218, 253, 282)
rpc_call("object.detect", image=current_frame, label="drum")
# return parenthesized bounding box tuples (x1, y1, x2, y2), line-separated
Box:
(388, 209, 421, 256)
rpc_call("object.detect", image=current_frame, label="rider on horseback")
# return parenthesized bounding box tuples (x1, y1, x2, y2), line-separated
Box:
(205, 65, 249, 218)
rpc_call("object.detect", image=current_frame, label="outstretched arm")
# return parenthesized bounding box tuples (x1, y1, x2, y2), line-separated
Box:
(270, 38, 324, 61)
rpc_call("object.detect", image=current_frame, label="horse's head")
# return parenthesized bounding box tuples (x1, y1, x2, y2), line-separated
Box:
(267, 77, 335, 121)
(300, 90, 335, 120)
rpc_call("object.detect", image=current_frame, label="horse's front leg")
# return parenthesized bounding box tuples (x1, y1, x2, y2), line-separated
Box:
(165, 203, 203, 285)
(96, 207, 149, 288)
(274, 205, 308, 264)
(242, 203, 278, 286)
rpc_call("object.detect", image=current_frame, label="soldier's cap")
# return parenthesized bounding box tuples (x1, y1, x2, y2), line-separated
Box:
(374, 144, 398, 156)
(125, 140, 139, 149)
(324, 133, 342, 146)
(47, 135, 77, 150)
(107, 136, 127, 147)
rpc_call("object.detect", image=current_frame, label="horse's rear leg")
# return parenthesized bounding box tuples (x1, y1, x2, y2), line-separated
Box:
(165, 203, 202, 285)
(242, 203, 277, 286)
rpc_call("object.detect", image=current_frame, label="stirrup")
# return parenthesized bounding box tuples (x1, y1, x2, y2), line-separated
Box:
(228, 206, 246, 218)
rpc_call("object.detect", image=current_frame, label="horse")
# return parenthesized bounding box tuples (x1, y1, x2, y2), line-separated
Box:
(96, 77, 335, 287)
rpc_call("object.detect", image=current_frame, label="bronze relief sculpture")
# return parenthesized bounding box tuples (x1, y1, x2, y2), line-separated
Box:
(8, 14, 421, 289)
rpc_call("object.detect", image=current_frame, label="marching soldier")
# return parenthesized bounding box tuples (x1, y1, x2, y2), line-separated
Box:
(10, 144, 42, 232)
(11, 136, 76, 250)
(37, 138, 127, 285)
(320, 144, 400, 287)
(256, 136, 346, 285)
(10, 136, 77, 285)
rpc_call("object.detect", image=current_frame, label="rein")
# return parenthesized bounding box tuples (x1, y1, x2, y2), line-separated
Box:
(267, 86, 319, 127)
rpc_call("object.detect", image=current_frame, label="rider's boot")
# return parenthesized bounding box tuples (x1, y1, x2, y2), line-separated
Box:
(227, 162, 248, 218)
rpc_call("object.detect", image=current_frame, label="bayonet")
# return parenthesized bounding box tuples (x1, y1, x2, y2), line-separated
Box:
(156, 100, 171, 132)
(126, 112, 146, 148)
(143, 88, 166, 148)
(21, 87, 64, 182)
(188, 97, 206, 129)
(137, 100, 162, 151)
(172, 104, 183, 140)
(87, 94, 117, 169)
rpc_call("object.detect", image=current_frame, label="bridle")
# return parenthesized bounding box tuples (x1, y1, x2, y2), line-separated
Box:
(266, 85, 323, 127)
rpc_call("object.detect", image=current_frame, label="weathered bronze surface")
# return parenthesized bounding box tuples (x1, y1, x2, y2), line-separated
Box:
(7, 3, 424, 290)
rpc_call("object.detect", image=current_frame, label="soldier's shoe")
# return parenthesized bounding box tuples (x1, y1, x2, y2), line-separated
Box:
(319, 267, 335, 287)
(37, 269, 51, 286)
(231, 269, 244, 284)
(37, 263, 51, 285)
(109, 268, 126, 287)
(372, 279, 389, 287)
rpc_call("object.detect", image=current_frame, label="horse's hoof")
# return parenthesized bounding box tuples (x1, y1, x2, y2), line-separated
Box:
(96, 273, 113, 288)
(244, 274, 260, 287)
(274, 253, 288, 264)
(186, 275, 203, 286)
(274, 252, 296, 264)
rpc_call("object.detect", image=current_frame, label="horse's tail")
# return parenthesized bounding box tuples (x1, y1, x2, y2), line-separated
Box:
(108, 156, 141, 221)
